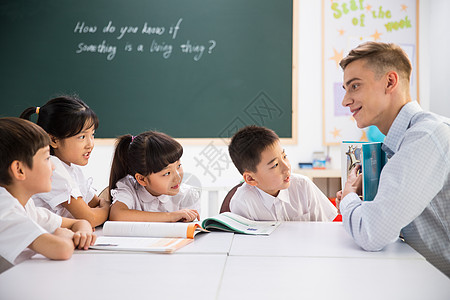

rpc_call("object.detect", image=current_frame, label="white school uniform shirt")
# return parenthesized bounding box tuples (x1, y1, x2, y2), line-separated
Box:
(33, 156, 96, 218)
(111, 175, 201, 212)
(230, 174, 337, 221)
(0, 187, 62, 267)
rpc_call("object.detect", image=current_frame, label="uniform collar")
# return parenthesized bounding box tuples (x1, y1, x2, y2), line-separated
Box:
(256, 187, 290, 210)
(137, 184, 171, 203)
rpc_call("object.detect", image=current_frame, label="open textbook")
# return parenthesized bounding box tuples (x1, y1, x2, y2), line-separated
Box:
(201, 212, 281, 235)
(90, 222, 208, 253)
(341, 141, 388, 201)
(90, 213, 280, 253)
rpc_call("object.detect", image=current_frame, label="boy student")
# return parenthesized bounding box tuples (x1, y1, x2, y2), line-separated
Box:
(0, 118, 96, 273)
(336, 42, 450, 277)
(228, 125, 337, 221)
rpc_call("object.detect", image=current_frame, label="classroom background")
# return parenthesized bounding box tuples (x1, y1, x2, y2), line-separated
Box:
(2, 0, 449, 220)
(83, 0, 449, 219)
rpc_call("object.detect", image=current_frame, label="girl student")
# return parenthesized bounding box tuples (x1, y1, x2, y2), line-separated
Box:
(20, 96, 110, 227)
(108, 131, 200, 222)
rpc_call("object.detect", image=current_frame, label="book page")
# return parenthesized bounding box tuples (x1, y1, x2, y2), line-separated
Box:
(102, 221, 204, 238)
(342, 141, 385, 201)
(202, 212, 280, 235)
(90, 236, 193, 253)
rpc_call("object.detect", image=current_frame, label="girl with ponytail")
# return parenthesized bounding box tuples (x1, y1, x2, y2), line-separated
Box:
(20, 95, 110, 227)
(109, 131, 200, 222)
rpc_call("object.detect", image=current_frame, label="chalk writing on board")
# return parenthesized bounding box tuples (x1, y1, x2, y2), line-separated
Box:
(73, 18, 216, 61)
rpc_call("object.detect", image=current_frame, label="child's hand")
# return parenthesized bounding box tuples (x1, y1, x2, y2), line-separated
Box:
(171, 209, 200, 222)
(53, 227, 75, 240)
(69, 219, 97, 249)
(73, 231, 97, 250)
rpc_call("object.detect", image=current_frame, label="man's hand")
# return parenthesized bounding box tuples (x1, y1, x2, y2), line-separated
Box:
(343, 164, 362, 199)
(336, 190, 343, 214)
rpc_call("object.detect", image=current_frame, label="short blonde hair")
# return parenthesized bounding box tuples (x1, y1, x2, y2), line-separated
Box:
(340, 42, 412, 83)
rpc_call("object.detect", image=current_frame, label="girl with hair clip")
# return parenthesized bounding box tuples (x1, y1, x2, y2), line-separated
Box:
(20, 96, 110, 228)
(108, 131, 200, 222)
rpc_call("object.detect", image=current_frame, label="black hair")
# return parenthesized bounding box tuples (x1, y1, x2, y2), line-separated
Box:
(0, 117, 50, 185)
(109, 131, 183, 189)
(20, 95, 99, 154)
(228, 125, 279, 174)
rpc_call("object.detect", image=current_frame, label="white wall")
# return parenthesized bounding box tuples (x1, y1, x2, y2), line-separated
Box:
(428, 0, 450, 117)
(82, 0, 446, 217)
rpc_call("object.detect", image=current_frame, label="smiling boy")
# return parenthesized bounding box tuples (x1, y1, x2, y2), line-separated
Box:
(228, 125, 337, 221)
(0, 118, 96, 273)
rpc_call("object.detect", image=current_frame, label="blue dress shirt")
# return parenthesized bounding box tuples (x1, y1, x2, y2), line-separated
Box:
(340, 101, 450, 277)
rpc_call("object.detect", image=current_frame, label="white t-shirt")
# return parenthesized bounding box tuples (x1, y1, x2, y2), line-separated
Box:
(111, 175, 201, 212)
(33, 156, 96, 218)
(0, 187, 62, 267)
(230, 174, 337, 221)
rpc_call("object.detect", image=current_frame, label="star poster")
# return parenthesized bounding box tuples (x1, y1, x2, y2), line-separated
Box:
(322, 0, 419, 145)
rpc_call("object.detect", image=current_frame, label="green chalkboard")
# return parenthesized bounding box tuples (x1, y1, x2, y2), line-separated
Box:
(0, 0, 294, 139)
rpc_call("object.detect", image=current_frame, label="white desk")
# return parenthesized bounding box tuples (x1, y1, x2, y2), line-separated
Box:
(219, 256, 450, 300)
(1, 222, 449, 300)
(177, 231, 234, 254)
(0, 253, 227, 300)
(230, 222, 422, 259)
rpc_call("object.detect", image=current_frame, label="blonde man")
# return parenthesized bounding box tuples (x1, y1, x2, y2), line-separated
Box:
(337, 42, 450, 277)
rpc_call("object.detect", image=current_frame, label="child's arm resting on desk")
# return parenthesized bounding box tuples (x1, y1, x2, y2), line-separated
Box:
(61, 218, 97, 250)
(89, 194, 111, 208)
(28, 228, 75, 260)
(61, 195, 110, 227)
(109, 201, 199, 222)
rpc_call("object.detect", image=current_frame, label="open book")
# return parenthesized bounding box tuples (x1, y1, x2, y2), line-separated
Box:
(341, 141, 388, 201)
(90, 222, 208, 253)
(201, 212, 280, 235)
(90, 213, 280, 253)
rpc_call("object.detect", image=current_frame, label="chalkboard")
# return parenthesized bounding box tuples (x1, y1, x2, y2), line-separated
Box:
(0, 0, 295, 140)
